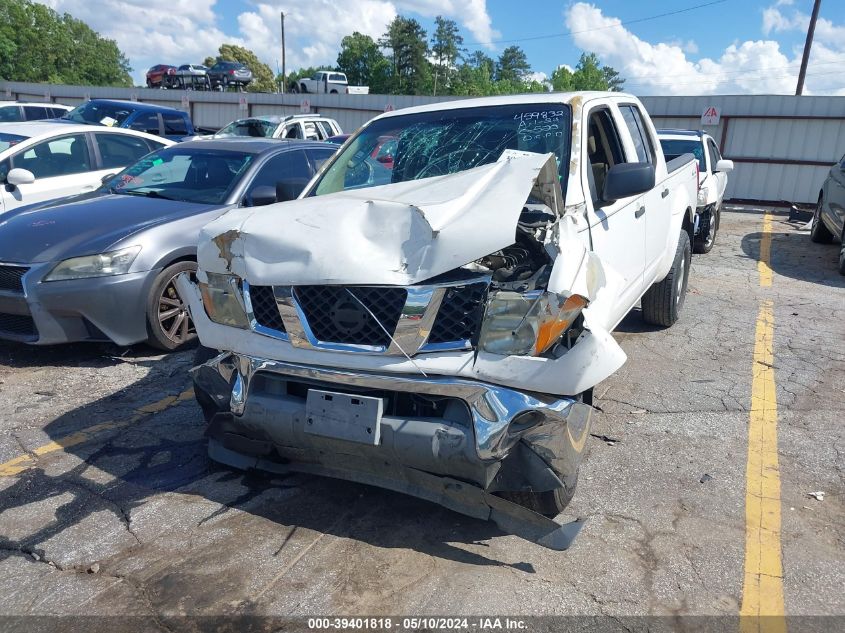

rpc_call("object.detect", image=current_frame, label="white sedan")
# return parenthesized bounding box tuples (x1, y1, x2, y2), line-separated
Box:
(0, 122, 174, 214)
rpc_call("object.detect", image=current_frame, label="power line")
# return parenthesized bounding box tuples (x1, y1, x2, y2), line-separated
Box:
(464, 0, 729, 47)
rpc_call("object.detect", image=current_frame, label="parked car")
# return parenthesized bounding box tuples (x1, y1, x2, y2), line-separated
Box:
(207, 62, 253, 91)
(146, 64, 178, 88)
(811, 154, 845, 274)
(174, 64, 211, 91)
(211, 115, 342, 141)
(291, 70, 369, 95)
(658, 129, 734, 253)
(0, 138, 337, 349)
(180, 92, 698, 549)
(0, 101, 73, 122)
(0, 122, 172, 214)
(59, 99, 196, 141)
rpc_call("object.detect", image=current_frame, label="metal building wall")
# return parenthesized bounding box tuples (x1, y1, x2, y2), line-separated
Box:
(3, 81, 845, 204)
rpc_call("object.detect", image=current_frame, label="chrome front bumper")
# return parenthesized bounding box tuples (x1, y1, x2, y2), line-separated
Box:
(191, 352, 593, 550)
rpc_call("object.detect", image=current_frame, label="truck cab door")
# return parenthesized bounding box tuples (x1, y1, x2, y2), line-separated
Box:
(584, 106, 647, 321)
(618, 104, 670, 282)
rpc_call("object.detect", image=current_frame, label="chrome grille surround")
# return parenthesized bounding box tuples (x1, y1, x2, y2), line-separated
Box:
(242, 276, 490, 356)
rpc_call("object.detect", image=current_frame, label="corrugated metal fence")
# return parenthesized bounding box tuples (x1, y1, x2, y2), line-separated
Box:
(3, 81, 845, 204)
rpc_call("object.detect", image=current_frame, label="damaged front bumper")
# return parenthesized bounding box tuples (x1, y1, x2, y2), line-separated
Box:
(191, 352, 593, 550)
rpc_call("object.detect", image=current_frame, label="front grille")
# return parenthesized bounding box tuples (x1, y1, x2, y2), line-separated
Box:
(0, 265, 28, 293)
(249, 286, 286, 332)
(295, 286, 407, 347)
(0, 313, 37, 337)
(428, 283, 487, 344)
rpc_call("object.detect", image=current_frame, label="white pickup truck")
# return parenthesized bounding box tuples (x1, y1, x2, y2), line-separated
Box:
(179, 92, 698, 549)
(658, 129, 734, 253)
(291, 71, 369, 95)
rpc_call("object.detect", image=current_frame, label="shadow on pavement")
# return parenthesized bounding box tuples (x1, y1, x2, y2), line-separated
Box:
(0, 344, 537, 586)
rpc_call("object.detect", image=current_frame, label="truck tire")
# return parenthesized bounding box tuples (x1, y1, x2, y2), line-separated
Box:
(146, 261, 198, 351)
(641, 230, 691, 327)
(498, 483, 577, 517)
(810, 195, 834, 243)
(330, 89, 338, 94)
(693, 205, 718, 254)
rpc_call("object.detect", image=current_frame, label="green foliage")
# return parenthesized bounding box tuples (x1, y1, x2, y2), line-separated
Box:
(337, 32, 390, 93)
(495, 46, 531, 83)
(430, 16, 463, 96)
(551, 53, 624, 92)
(380, 16, 431, 95)
(212, 44, 277, 93)
(0, 0, 131, 86)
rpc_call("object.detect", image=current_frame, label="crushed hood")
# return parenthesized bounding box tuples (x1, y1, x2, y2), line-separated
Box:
(197, 151, 562, 286)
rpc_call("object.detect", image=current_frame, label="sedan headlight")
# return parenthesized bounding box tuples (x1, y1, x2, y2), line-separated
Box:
(44, 246, 141, 281)
(479, 291, 588, 356)
(198, 272, 249, 329)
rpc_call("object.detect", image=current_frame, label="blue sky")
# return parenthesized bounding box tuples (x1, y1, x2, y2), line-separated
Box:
(39, 0, 845, 95)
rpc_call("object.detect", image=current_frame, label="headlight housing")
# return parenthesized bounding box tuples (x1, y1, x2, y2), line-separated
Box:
(44, 246, 141, 281)
(479, 291, 588, 356)
(198, 272, 249, 329)
(697, 186, 709, 206)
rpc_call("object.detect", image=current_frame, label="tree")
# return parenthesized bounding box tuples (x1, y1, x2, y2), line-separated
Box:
(336, 32, 390, 94)
(0, 0, 131, 86)
(380, 16, 430, 95)
(430, 16, 463, 96)
(495, 45, 530, 83)
(550, 53, 625, 92)
(209, 44, 276, 93)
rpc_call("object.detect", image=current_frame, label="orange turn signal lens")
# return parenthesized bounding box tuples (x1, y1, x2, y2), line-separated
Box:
(534, 294, 588, 355)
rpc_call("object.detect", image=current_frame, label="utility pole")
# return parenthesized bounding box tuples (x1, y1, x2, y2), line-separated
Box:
(795, 0, 822, 96)
(280, 11, 286, 93)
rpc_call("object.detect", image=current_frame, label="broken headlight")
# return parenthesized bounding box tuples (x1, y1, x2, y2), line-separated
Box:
(479, 291, 587, 356)
(697, 186, 709, 206)
(198, 272, 249, 328)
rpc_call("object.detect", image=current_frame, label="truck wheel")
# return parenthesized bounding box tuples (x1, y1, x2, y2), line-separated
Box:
(641, 230, 691, 327)
(330, 89, 338, 94)
(810, 195, 833, 243)
(693, 206, 718, 254)
(146, 261, 198, 351)
(498, 483, 576, 517)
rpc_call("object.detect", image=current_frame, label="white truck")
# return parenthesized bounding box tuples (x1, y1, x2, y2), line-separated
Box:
(291, 71, 369, 95)
(178, 92, 698, 549)
(658, 129, 734, 253)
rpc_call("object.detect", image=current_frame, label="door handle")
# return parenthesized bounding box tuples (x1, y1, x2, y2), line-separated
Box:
(635, 205, 646, 218)
(661, 188, 669, 198)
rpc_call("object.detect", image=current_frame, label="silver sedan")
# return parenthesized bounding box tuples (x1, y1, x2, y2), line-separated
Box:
(0, 138, 337, 350)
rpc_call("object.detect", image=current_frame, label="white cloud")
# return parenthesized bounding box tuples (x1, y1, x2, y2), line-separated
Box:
(35, 0, 497, 86)
(564, 1, 845, 96)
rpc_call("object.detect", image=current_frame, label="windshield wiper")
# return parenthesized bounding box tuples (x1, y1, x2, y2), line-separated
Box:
(111, 189, 177, 201)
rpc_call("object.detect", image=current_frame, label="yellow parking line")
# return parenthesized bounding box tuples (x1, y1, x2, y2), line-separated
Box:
(740, 212, 786, 633)
(0, 388, 194, 478)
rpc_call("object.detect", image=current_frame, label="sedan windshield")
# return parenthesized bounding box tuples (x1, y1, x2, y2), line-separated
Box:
(63, 102, 134, 127)
(660, 139, 706, 171)
(215, 119, 276, 138)
(0, 132, 28, 153)
(103, 147, 254, 205)
(313, 103, 571, 196)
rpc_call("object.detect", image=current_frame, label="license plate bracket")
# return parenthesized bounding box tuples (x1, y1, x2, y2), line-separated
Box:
(304, 389, 384, 445)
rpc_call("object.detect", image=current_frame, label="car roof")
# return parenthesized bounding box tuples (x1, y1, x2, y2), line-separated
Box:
(85, 99, 184, 114)
(0, 101, 72, 110)
(176, 138, 336, 155)
(0, 121, 176, 145)
(657, 129, 706, 139)
(231, 114, 336, 125)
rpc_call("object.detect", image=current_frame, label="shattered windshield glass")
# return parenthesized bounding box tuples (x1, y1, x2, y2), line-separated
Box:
(313, 103, 571, 196)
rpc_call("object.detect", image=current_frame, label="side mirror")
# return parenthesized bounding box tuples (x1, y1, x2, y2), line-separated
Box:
(6, 168, 35, 187)
(715, 159, 734, 172)
(602, 162, 655, 204)
(100, 172, 117, 185)
(275, 180, 306, 203)
(249, 185, 277, 207)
